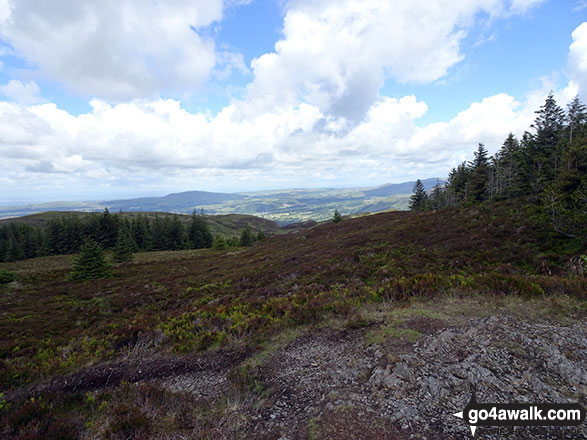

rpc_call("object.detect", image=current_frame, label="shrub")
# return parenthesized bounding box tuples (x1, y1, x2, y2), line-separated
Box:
(106, 403, 151, 439)
(0, 269, 17, 284)
(45, 420, 77, 440)
(6, 398, 50, 432)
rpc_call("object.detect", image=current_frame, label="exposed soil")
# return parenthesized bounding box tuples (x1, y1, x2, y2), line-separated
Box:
(404, 316, 447, 334)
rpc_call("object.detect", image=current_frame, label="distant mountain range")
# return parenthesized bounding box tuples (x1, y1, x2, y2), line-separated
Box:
(104, 190, 247, 211)
(0, 178, 443, 224)
(362, 178, 442, 197)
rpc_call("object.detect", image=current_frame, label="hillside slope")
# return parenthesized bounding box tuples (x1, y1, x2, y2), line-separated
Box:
(0, 200, 585, 439)
(0, 211, 282, 238)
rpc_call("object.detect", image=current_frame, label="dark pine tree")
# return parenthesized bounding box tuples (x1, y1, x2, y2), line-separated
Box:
(409, 179, 429, 211)
(189, 212, 213, 249)
(62, 216, 83, 253)
(7, 223, 25, 261)
(429, 179, 445, 210)
(528, 92, 566, 192)
(112, 227, 135, 263)
(0, 230, 7, 262)
(469, 142, 489, 170)
(22, 225, 39, 259)
(566, 95, 587, 143)
(445, 162, 471, 206)
(469, 143, 490, 202)
(532, 92, 566, 147)
(493, 133, 522, 198)
(98, 208, 118, 248)
(46, 218, 66, 255)
(168, 216, 186, 250)
(332, 209, 342, 223)
(150, 216, 170, 251)
(544, 121, 587, 240)
(132, 214, 152, 251)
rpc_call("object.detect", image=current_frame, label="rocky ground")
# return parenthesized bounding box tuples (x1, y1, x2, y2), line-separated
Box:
(230, 310, 587, 440)
(126, 298, 585, 439)
(6, 299, 587, 439)
(369, 315, 587, 439)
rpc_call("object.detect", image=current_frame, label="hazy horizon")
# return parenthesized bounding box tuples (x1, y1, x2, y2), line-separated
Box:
(2, 177, 445, 206)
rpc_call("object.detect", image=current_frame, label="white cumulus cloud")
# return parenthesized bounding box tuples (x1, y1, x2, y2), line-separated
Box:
(568, 22, 587, 99)
(0, 0, 229, 100)
(0, 89, 543, 199)
(239, 0, 545, 121)
(0, 80, 43, 105)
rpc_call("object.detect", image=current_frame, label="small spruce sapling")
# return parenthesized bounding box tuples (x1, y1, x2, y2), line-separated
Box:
(212, 235, 227, 250)
(240, 226, 254, 246)
(69, 239, 112, 280)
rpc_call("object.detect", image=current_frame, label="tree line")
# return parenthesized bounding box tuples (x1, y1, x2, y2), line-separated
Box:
(409, 93, 586, 240)
(0, 210, 265, 263)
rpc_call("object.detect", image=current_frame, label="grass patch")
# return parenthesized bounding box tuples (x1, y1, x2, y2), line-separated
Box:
(307, 416, 321, 440)
(365, 325, 422, 346)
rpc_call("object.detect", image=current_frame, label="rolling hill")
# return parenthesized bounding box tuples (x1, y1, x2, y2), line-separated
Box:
(0, 198, 584, 439)
(104, 190, 246, 212)
(0, 179, 444, 223)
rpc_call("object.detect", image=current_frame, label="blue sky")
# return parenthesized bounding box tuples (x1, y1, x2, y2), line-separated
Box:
(386, 0, 585, 123)
(0, 0, 586, 203)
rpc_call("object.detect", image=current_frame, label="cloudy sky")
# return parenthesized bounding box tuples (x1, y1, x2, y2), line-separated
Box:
(0, 0, 586, 203)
